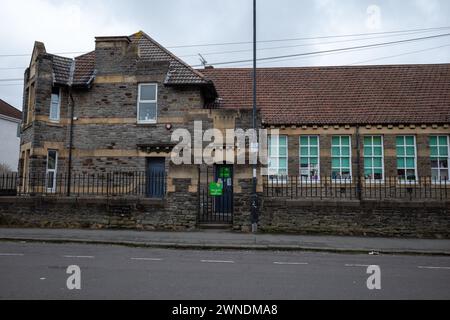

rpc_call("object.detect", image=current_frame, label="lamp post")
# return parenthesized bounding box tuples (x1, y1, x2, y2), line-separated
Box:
(251, 0, 258, 233)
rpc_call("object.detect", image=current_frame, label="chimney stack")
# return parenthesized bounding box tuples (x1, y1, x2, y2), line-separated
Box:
(94, 36, 132, 74)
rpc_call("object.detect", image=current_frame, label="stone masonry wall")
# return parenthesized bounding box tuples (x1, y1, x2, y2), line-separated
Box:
(2, 192, 448, 238)
(259, 198, 450, 238)
(232, 178, 252, 232)
(0, 178, 197, 231)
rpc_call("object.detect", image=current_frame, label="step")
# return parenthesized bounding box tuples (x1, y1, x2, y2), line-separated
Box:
(197, 223, 233, 230)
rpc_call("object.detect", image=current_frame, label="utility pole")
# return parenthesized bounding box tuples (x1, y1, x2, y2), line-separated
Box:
(251, 0, 258, 233)
(355, 125, 362, 201)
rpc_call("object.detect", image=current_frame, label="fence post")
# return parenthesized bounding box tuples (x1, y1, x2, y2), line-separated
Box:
(106, 172, 110, 197)
(290, 176, 293, 199)
(356, 176, 362, 201)
(445, 179, 447, 200)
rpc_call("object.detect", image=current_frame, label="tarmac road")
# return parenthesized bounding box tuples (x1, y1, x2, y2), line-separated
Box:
(0, 241, 449, 299)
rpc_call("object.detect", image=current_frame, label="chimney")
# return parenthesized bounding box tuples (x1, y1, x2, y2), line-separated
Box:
(28, 41, 47, 79)
(94, 36, 132, 74)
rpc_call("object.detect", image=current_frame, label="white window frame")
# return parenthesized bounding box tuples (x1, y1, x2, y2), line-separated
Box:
(396, 135, 418, 183)
(299, 135, 320, 182)
(331, 135, 352, 181)
(363, 135, 385, 182)
(46, 150, 58, 193)
(268, 135, 288, 180)
(430, 135, 450, 183)
(49, 87, 61, 122)
(137, 83, 158, 124)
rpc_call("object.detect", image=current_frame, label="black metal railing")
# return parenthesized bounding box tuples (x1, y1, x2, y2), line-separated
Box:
(263, 176, 450, 200)
(0, 171, 166, 198)
(2, 172, 448, 201)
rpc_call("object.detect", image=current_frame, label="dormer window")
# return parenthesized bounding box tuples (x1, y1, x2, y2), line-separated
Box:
(137, 83, 157, 124)
(49, 87, 60, 121)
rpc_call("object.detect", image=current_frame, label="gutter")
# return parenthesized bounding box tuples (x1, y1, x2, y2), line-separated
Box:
(0, 113, 22, 124)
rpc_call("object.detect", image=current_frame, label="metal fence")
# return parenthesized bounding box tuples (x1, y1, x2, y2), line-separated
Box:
(1, 172, 449, 201)
(198, 166, 233, 224)
(263, 176, 450, 200)
(0, 171, 166, 198)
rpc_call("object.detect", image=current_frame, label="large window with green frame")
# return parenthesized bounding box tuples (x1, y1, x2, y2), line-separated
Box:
(396, 136, 417, 181)
(363, 136, 384, 181)
(299, 136, 320, 181)
(430, 135, 449, 181)
(268, 135, 288, 177)
(331, 136, 351, 180)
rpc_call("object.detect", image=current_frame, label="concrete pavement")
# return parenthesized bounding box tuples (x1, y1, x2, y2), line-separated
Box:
(1, 241, 449, 299)
(0, 228, 449, 255)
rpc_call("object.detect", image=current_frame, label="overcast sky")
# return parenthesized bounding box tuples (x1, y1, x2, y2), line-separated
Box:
(1, 0, 449, 109)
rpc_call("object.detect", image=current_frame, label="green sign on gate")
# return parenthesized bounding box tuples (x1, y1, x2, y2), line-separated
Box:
(218, 167, 231, 178)
(209, 181, 223, 196)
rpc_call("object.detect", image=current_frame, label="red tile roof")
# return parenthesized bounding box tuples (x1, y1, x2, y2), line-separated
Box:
(46, 31, 212, 88)
(48, 50, 97, 87)
(0, 99, 22, 120)
(50, 54, 72, 85)
(73, 51, 96, 86)
(200, 64, 450, 125)
(130, 31, 211, 85)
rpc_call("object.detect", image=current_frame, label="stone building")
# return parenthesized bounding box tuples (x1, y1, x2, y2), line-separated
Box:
(202, 65, 450, 182)
(11, 30, 450, 236)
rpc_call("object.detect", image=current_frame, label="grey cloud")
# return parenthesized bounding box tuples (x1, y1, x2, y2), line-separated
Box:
(0, 0, 449, 109)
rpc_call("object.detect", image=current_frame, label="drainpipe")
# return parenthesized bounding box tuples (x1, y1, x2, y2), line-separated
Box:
(355, 125, 362, 201)
(66, 60, 76, 196)
(67, 89, 75, 196)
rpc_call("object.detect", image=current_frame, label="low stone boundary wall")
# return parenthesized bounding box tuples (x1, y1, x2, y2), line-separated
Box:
(259, 198, 450, 238)
(0, 196, 196, 231)
(1, 195, 449, 238)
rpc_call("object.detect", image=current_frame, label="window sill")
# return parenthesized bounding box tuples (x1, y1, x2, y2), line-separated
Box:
(47, 120, 63, 127)
(137, 121, 157, 125)
(298, 180, 322, 184)
(430, 180, 450, 185)
(329, 180, 353, 184)
(266, 178, 289, 184)
(363, 180, 385, 184)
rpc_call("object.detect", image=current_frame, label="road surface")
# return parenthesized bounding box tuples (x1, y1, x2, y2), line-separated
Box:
(0, 241, 449, 299)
